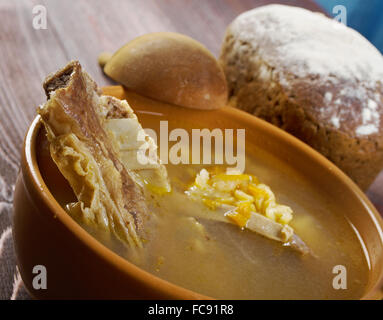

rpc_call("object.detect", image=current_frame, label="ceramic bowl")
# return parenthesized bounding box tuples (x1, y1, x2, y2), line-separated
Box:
(13, 86, 383, 299)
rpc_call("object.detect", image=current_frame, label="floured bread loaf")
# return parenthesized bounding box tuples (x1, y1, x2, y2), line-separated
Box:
(39, 61, 169, 248)
(220, 4, 383, 190)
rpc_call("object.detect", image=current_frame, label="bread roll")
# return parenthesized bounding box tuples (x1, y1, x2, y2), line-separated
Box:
(220, 4, 383, 190)
(103, 32, 228, 110)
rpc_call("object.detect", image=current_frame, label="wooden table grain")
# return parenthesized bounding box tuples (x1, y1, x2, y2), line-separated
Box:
(0, 0, 381, 300)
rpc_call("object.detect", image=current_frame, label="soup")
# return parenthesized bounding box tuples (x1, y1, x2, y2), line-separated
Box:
(36, 92, 370, 299)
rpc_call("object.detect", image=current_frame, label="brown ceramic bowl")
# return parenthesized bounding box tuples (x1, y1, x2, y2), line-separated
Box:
(13, 86, 383, 299)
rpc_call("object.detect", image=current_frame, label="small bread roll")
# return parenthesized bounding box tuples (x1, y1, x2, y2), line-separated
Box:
(102, 32, 228, 110)
(220, 4, 383, 190)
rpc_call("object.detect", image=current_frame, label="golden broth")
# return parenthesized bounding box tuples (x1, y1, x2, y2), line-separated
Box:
(36, 92, 370, 299)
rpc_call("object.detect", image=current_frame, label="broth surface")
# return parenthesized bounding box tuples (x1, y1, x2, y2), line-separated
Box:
(132, 159, 369, 299)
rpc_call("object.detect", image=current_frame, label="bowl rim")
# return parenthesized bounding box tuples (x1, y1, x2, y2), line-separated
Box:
(23, 87, 383, 299)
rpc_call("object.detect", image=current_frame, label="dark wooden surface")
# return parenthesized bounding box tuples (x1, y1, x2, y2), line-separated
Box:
(0, 0, 381, 300)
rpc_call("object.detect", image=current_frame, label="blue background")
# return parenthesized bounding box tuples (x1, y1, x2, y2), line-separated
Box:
(315, 0, 383, 53)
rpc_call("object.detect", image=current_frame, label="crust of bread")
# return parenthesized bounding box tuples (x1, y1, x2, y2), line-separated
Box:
(220, 7, 383, 190)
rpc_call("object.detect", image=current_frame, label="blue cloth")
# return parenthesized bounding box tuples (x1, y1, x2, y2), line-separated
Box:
(315, 0, 383, 53)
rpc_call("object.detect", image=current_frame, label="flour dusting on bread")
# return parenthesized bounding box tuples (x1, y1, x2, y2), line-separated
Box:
(220, 4, 383, 189)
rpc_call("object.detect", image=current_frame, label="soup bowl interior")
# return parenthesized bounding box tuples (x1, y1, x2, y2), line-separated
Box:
(13, 86, 383, 299)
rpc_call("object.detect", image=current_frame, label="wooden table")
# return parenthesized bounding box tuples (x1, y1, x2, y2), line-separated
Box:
(0, 0, 381, 300)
